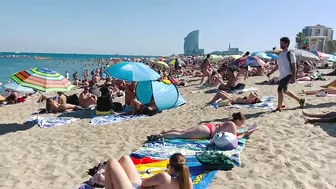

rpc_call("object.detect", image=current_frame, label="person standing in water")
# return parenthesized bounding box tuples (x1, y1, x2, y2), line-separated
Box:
(267, 37, 305, 112)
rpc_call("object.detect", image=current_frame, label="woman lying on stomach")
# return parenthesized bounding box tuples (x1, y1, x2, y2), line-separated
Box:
(149, 112, 254, 140)
(104, 153, 192, 189)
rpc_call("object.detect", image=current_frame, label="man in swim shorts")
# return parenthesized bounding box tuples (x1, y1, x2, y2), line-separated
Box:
(267, 37, 305, 112)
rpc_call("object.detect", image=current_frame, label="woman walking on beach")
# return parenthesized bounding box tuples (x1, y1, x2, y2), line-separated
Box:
(104, 153, 192, 189)
(199, 54, 213, 86)
(267, 37, 305, 112)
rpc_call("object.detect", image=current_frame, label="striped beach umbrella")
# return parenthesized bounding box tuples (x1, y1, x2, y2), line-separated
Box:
(10, 68, 74, 92)
(231, 56, 266, 68)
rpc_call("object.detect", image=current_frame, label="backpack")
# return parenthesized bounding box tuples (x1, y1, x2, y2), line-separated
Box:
(286, 51, 294, 73)
(66, 94, 79, 105)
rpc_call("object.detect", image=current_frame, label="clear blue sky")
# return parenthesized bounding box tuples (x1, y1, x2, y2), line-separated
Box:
(0, 0, 335, 56)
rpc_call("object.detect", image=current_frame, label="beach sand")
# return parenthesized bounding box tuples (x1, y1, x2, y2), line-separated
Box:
(1, 74, 336, 189)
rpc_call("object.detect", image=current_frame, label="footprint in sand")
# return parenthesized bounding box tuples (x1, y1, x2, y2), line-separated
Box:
(301, 161, 313, 170)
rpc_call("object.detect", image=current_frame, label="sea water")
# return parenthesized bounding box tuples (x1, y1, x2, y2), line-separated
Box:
(0, 52, 157, 94)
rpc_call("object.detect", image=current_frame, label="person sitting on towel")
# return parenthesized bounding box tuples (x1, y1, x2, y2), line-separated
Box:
(96, 87, 113, 112)
(115, 98, 157, 116)
(103, 153, 192, 189)
(218, 68, 238, 90)
(79, 86, 97, 108)
(207, 91, 262, 106)
(46, 98, 82, 113)
(150, 112, 254, 140)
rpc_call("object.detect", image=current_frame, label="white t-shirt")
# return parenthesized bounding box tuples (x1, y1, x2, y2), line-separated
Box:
(277, 50, 296, 79)
(66, 72, 69, 79)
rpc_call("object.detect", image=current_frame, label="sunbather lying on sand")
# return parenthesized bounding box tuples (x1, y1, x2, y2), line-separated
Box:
(321, 79, 336, 88)
(148, 112, 254, 140)
(46, 98, 82, 113)
(302, 111, 336, 123)
(301, 89, 336, 95)
(207, 91, 262, 106)
(96, 153, 192, 189)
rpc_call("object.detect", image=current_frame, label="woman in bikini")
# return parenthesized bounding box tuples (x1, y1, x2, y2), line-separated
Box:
(152, 112, 253, 140)
(207, 91, 262, 106)
(199, 54, 213, 85)
(46, 98, 82, 113)
(103, 153, 192, 189)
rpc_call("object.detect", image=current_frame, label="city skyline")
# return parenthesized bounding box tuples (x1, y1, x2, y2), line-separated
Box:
(0, 0, 335, 56)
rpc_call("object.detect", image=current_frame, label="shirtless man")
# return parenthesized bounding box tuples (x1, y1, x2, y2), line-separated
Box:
(79, 87, 97, 108)
(92, 74, 100, 84)
(218, 68, 238, 90)
(200, 54, 214, 85)
(208, 91, 262, 105)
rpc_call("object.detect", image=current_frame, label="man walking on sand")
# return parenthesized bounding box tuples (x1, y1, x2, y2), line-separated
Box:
(267, 37, 305, 112)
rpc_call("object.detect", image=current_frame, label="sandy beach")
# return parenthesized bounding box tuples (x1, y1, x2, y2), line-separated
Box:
(1, 74, 336, 189)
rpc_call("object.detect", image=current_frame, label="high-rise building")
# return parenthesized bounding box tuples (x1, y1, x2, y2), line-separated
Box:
(301, 24, 334, 52)
(302, 24, 333, 40)
(183, 30, 204, 55)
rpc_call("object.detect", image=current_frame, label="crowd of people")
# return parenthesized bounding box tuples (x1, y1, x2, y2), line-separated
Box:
(1, 36, 335, 189)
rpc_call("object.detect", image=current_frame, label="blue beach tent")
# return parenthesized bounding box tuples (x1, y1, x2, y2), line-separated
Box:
(136, 81, 186, 111)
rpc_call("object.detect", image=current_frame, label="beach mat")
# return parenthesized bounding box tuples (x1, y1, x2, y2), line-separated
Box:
(24, 116, 79, 128)
(133, 158, 218, 189)
(209, 96, 275, 110)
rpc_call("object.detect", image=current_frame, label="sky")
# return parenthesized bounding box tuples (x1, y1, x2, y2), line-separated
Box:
(0, 0, 335, 56)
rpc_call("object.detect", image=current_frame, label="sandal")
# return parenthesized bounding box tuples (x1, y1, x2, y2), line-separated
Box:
(299, 98, 305, 108)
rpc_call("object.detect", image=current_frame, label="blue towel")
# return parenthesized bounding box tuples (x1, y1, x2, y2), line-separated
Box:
(90, 114, 145, 126)
(24, 116, 79, 128)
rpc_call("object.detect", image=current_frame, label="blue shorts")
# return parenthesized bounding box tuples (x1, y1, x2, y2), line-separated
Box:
(278, 74, 292, 92)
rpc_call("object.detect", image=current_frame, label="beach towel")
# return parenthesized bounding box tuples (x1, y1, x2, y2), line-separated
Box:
(133, 158, 218, 189)
(209, 96, 275, 110)
(24, 116, 79, 128)
(131, 138, 246, 167)
(90, 114, 146, 126)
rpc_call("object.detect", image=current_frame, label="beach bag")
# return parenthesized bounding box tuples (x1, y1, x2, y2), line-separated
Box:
(196, 151, 235, 170)
(112, 102, 123, 112)
(66, 94, 79, 105)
